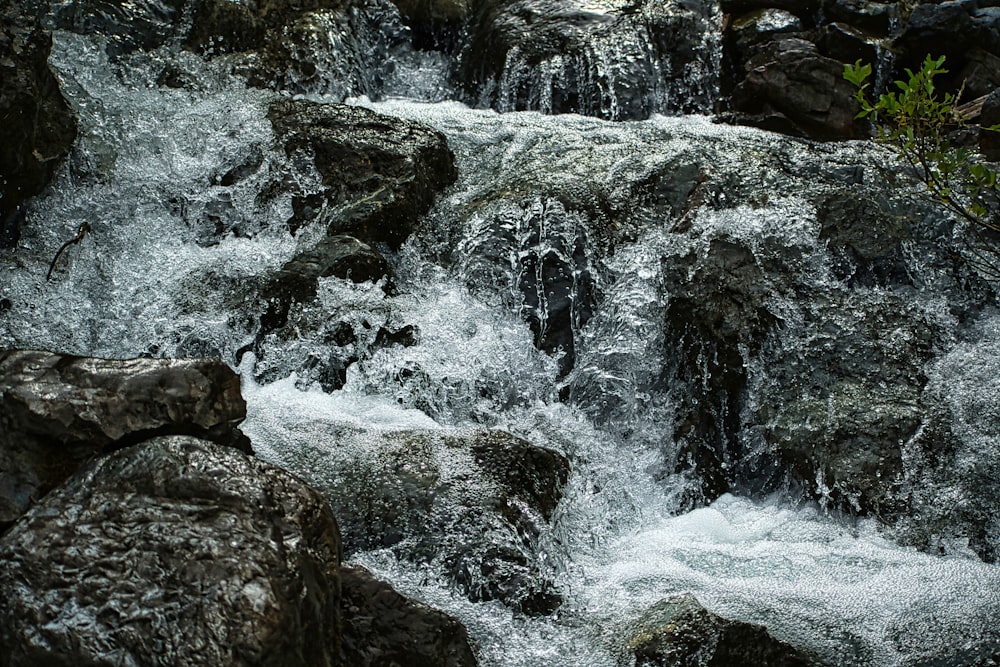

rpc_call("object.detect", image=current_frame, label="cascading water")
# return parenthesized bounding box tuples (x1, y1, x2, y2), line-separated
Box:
(3, 1, 1000, 665)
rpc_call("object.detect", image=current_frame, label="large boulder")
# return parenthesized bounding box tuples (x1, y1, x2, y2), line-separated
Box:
(0, 0, 78, 248)
(627, 594, 816, 666)
(453, 0, 719, 119)
(754, 291, 942, 517)
(263, 424, 570, 615)
(267, 99, 457, 250)
(664, 236, 784, 506)
(340, 564, 479, 666)
(0, 350, 249, 529)
(0, 436, 342, 666)
(725, 38, 866, 140)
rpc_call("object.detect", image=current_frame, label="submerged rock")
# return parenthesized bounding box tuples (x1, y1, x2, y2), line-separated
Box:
(0, 436, 342, 666)
(341, 563, 479, 666)
(0, 0, 78, 248)
(0, 350, 249, 529)
(266, 424, 569, 615)
(627, 594, 816, 666)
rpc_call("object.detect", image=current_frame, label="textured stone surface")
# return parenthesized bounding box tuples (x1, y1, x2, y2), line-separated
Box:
(0, 0, 78, 248)
(755, 291, 940, 517)
(341, 564, 479, 666)
(454, 0, 718, 119)
(628, 594, 816, 666)
(726, 38, 865, 141)
(267, 234, 395, 305)
(0, 350, 248, 528)
(268, 99, 457, 249)
(0, 436, 342, 667)
(269, 424, 569, 614)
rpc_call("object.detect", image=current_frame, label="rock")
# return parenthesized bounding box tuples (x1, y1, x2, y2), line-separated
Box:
(725, 38, 866, 140)
(0, 350, 249, 529)
(0, 436, 342, 666)
(389, 0, 469, 49)
(454, 0, 719, 119)
(270, 424, 570, 615)
(627, 594, 816, 666)
(719, 0, 820, 19)
(665, 237, 783, 505)
(821, 0, 896, 36)
(895, 1, 975, 68)
(268, 99, 457, 249)
(266, 235, 395, 305)
(981, 88, 1000, 161)
(340, 564, 479, 666)
(187, 0, 402, 99)
(814, 22, 878, 66)
(755, 291, 941, 517)
(816, 191, 912, 285)
(460, 197, 597, 375)
(0, 0, 78, 248)
(48, 0, 188, 56)
(960, 49, 1000, 102)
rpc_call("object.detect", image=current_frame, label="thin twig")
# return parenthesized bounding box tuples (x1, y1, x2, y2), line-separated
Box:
(46, 222, 91, 281)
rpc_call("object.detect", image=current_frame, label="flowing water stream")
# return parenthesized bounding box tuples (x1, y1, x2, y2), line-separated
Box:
(2, 13, 1000, 667)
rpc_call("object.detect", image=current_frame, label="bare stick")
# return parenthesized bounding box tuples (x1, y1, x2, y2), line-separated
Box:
(46, 222, 92, 281)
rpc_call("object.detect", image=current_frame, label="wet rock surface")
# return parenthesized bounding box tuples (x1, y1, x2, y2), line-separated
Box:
(627, 594, 816, 666)
(0, 350, 249, 528)
(454, 0, 719, 119)
(0, 0, 78, 248)
(0, 436, 343, 667)
(755, 291, 940, 517)
(341, 563, 479, 666)
(266, 424, 570, 615)
(267, 99, 457, 249)
(723, 37, 865, 140)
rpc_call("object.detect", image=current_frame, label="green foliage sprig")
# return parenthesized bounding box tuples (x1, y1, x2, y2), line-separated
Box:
(844, 55, 1000, 238)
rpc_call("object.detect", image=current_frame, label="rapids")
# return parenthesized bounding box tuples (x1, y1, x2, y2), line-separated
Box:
(2, 13, 1000, 667)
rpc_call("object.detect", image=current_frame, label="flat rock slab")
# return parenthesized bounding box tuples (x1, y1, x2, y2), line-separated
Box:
(0, 349, 248, 528)
(0, 435, 342, 667)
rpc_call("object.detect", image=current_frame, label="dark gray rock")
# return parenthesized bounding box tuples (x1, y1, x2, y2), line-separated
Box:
(0, 0, 78, 248)
(0, 436, 342, 667)
(266, 235, 395, 305)
(268, 99, 457, 249)
(895, 1, 975, 67)
(720, 0, 820, 19)
(981, 88, 1000, 161)
(48, 0, 187, 56)
(627, 594, 816, 667)
(187, 0, 402, 99)
(460, 197, 596, 376)
(665, 236, 784, 505)
(960, 49, 1000, 102)
(755, 291, 942, 517)
(0, 350, 249, 529)
(454, 0, 719, 119)
(341, 564, 479, 666)
(725, 38, 866, 141)
(816, 191, 912, 285)
(821, 0, 896, 36)
(389, 0, 468, 49)
(269, 425, 569, 615)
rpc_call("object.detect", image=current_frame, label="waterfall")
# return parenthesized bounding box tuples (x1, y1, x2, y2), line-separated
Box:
(3, 0, 1000, 665)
